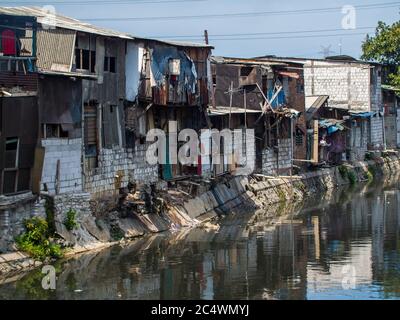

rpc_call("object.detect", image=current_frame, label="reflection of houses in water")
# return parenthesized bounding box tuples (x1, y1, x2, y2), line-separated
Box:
(2, 186, 400, 299)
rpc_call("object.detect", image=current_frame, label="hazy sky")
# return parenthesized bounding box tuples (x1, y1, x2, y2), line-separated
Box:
(9, 0, 400, 58)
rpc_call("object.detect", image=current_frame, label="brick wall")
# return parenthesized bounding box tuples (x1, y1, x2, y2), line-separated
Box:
(41, 138, 83, 194)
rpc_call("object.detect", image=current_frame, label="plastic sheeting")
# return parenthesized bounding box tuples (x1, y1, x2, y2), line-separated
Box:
(267, 87, 286, 109)
(150, 45, 198, 94)
(349, 111, 376, 118)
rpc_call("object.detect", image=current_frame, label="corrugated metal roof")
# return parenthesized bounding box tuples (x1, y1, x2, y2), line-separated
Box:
(207, 106, 262, 116)
(0, 6, 214, 49)
(36, 28, 75, 71)
(305, 95, 329, 111)
(256, 55, 380, 66)
(138, 37, 214, 49)
(211, 56, 287, 67)
(0, 6, 133, 39)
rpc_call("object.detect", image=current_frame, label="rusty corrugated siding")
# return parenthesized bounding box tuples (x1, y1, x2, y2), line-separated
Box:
(0, 71, 38, 92)
(36, 28, 76, 72)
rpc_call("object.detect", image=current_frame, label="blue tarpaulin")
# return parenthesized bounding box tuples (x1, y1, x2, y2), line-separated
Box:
(319, 119, 345, 135)
(349, 111, 376, 118)
(267, 88, 286, 109)
(150, 45, 197, 94)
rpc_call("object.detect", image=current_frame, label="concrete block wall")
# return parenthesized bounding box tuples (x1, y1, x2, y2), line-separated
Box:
(370, 116, 384, 148)
(0, 193, 41, 253)
(84, 144, 158, 196)
(349, 122, 369, 161)
(262, 139, 292, 175)
(41, 138, 83, 194)
(304, 61, 370, 111)
(384, 115, 397, 148)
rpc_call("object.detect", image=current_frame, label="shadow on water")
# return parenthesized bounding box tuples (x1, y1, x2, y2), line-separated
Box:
(1, 179, 400, 300)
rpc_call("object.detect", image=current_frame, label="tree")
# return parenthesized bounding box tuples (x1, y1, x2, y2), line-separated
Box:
(361, 21, 400, 88)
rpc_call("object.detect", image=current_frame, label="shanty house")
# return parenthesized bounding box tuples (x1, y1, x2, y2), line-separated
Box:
(0, 12, 38, 195)
(209, 56, 306, 176)
(259, 55, 384, 162)
(124, 38, 213, 181)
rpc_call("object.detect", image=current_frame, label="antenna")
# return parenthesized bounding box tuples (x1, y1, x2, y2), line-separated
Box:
(318, 45, 336, 58)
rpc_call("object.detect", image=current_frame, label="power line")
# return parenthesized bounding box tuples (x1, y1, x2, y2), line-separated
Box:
(148, 26, 376, 39)
(1, 0, 206, 5)
(77, 2, 400, 21)
(171, 32, 372, 42)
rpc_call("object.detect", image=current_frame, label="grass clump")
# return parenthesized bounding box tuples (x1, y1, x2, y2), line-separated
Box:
(64, 209, 78, 231)
(16, 217, 63, 261)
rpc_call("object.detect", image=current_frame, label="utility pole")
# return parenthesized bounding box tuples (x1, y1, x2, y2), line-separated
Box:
(204, 30, 209, 45)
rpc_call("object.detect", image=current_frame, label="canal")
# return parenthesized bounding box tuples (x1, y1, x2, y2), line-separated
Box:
(0, 181, 400, 300)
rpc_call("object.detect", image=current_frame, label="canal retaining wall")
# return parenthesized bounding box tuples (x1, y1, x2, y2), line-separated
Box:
(1, 153, 400, 277)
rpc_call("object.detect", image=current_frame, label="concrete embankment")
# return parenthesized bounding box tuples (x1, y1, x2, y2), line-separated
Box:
(1, 153, 400, 278)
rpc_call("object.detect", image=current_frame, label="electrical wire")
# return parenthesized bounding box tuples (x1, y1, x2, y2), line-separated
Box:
(76, 2, 400, 22)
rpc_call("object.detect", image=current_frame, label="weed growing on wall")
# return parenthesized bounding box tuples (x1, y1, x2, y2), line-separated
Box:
(15, 217, 63, 261)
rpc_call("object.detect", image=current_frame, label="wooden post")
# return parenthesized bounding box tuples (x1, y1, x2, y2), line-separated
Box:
(228, 81, 233, 129)
(244, 88, 247, 129)
(204, 30, 209, 45)
(55, 159, 60, 195)
(313, 120, 319, 163)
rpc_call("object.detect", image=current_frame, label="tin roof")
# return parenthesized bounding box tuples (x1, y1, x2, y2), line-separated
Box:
(256, 55, 381, 66)
(207, 106, 262, 116)
(0, 6, 214, 48)
(211, 56, 288, 67)
(0, 6, 133, 39)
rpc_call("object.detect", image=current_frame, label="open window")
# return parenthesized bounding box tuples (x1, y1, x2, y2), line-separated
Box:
(41, 124, 69, 139)
(239, 66, 257, 87)
(104, 56, 116, 73)
(75, 48, 96, 73)
(84, 102, 99, 170)
(5, 137, 19, 169)
(1, 137, 19, 194)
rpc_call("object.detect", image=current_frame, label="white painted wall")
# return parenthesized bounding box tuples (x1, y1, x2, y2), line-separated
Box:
(125, 41, 144, 102)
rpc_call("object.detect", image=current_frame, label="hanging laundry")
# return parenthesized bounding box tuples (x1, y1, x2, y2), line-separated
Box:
(1, 29, 16, 55)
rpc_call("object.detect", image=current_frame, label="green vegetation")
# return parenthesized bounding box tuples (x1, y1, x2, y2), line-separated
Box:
(64, 209, 78, 231)
(338, 165, 349, 179)
(362, 21, 400, 89)
(276, 187, 287, 203)
(16, 217, 63, 261)
(110, 225, 125, 241)
(365, 152, 374, 161)
(368, 165, 377, 179)
(44, 197, 56, 235)
(338, 165, 357, 185)
(365, 170, 374, 183)
(347, 170, 357, 185)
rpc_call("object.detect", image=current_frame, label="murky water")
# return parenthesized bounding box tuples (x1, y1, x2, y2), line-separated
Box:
(1, 182, 400, 300)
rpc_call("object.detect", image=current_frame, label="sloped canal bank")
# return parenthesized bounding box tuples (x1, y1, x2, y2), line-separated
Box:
(1, 178, 400, 299)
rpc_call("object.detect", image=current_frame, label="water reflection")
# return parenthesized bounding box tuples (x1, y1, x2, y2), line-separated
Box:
(0, 183, 400, 300)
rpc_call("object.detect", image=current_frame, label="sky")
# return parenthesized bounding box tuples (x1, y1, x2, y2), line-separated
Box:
(7, 0, 400, 58)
